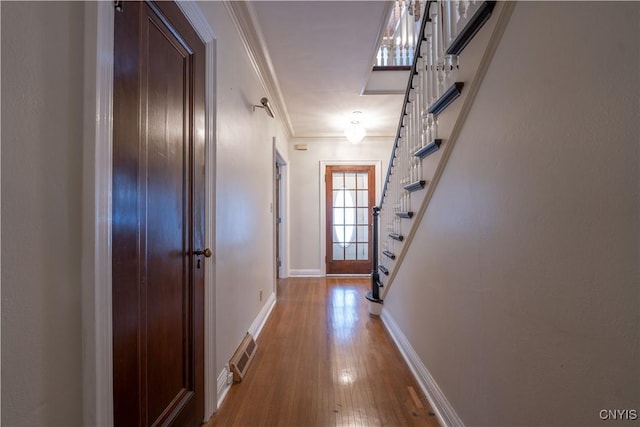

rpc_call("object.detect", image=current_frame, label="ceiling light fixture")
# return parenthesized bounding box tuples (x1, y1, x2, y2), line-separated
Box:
(344, 111, 366, 144)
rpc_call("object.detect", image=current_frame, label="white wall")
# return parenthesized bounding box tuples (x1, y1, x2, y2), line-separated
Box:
(288, 137, 392, 274)
(384, 2, 640, 425)
(1, 1, 291, 421)
(197, 2, 289, 376)
(1, 2, 85, 425)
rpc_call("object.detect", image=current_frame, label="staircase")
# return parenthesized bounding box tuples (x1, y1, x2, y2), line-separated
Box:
(366, 2, 640, 426)
(368, 1, 515, 308)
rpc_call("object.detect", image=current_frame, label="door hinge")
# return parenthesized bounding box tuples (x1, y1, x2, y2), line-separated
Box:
(277, 217, 282, 224)
(276, 173, 282, 181)
(114, 0, 123, 12)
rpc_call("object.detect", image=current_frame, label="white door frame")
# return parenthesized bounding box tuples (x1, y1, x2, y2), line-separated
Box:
(81, 2, 218, 424)
(319, 160, 382, 277)
(275, 146, 289, 280)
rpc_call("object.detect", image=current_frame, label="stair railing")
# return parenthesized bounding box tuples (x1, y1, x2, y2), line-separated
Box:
(368, 1, 497, 308)
(375, 0, 427, 68)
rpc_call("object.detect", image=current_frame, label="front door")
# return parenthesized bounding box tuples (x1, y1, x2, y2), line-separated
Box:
(112, 2, 206, 425)
(325, 165, 375, 274)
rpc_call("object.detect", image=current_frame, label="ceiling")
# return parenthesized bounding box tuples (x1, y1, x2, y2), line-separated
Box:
(244, 1, 405, 139)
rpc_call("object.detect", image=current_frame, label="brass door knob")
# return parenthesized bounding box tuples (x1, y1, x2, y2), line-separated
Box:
(194, 248, 212, 258)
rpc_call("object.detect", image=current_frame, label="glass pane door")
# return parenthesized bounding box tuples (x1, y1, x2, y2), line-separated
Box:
(326, 165, 375, 274)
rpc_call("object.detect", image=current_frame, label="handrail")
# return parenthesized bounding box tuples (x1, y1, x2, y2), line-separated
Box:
(369, 1, 432, 310)
(378, 1, 496, 208)
(369, 0, 500, 311)
(379, 0, 434, 208)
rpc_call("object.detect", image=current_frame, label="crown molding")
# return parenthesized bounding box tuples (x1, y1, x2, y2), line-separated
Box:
(290, 135, 395, 143)
(223, 1, 294, 139)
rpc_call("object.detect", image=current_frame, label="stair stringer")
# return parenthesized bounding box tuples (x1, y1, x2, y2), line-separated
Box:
(380, 2, 516, 301)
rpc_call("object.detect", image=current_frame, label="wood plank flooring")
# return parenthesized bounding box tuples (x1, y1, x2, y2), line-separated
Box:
(206, 277, 440, 427)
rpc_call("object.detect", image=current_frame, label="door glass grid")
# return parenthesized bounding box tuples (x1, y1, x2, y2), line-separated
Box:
(332, 171, 369, 261)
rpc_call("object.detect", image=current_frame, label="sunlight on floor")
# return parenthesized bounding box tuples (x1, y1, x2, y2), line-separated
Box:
(329, 287, 359, 343)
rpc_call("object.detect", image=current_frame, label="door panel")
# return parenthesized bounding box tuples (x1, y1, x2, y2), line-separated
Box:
(275, 163, 281, 279)
(145, 13, 190, 421)
(326, 165, 375, 274)
(113, 2, 205, 426)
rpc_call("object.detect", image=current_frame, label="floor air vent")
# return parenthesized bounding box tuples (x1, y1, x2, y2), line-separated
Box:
(229, 333, 257, 383)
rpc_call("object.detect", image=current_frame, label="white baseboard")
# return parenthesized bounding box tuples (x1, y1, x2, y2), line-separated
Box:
(216, 292, 276, 411)
(216, 365, 232, 409)
(381, 309, 464, 427)
(288, 269, 323, 277)
(248, 292, 276, 339)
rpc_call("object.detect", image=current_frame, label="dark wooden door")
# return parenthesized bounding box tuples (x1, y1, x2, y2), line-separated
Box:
(325, 165, 375, 274)
(113, 2, 205, 426)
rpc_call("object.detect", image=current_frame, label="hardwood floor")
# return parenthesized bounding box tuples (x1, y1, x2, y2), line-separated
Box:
(207, 277, 440, 427)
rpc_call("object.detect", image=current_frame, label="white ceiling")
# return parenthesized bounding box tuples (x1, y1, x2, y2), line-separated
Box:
(245, 1, 405, 139)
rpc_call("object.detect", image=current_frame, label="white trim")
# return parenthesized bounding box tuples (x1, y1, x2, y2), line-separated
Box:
(217, 292, 276, 412)
(83, 2, 218, 424)
(176, 1, 218, 420)
(223, 1, 293, 139)
(82, 2, 114, 425)
(216, 365, 232, 409)
(177, 0, 217, 40)
(217, 291, 276, 411)
(319, 160, 382, 276)
(247, 292, 277, 339)
(275, 148, 289, 279)
(381, 309, 464, 427)
(289, 269, 323, 277)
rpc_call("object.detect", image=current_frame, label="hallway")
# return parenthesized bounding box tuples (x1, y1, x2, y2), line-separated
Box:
(208, 277, 440, 427)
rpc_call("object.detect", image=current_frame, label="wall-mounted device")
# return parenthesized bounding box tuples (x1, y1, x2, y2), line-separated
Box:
(253, 97, 275, 118)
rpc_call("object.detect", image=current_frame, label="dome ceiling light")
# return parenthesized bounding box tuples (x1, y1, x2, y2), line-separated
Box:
(344, 111, 366, 144)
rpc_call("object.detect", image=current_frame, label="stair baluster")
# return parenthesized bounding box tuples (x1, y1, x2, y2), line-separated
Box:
(369, 1, 497, 313)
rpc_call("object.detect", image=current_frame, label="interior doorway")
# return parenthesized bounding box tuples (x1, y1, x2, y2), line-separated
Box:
(275, 149, 287, 280)
(83, 1, 217, 424)
(112, 2, 206, 424)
